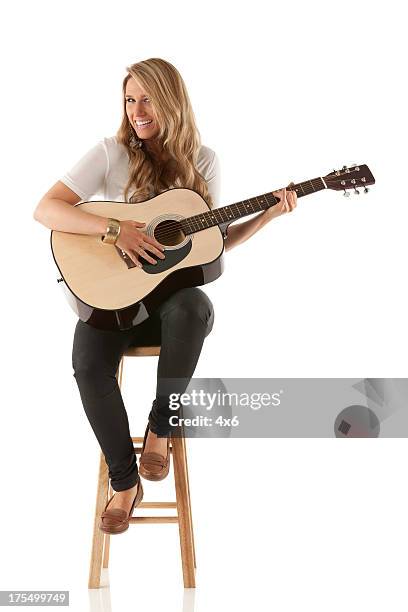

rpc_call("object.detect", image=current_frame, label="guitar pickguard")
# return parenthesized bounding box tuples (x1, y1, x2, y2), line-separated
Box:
(114, 239, 192, 274)
(141, 240, 192, 274)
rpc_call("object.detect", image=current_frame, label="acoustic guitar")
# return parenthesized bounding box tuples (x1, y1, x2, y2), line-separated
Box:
(51, 164, 375, 331)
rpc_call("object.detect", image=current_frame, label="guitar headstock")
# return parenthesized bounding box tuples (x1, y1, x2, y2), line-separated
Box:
(324, 164, 375, 196)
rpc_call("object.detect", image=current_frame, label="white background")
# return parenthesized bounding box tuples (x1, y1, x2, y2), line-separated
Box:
(1, 0, 407, 610)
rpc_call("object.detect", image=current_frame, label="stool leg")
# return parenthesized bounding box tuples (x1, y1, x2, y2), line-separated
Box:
(181, 436, 197, 568)
(102, 534, 110, 569)
(88, 359, 124, 587)
(102, 484, 113, 568)
(172, 435, 196, 588)
(88, 451, 110, 588)
(117, 357, 124, 389)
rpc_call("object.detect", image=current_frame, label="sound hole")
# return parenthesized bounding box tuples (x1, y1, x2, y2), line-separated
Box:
(154, 219, 186, 247)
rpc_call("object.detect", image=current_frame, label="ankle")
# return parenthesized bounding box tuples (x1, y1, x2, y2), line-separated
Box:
(114, 481, 139, 496)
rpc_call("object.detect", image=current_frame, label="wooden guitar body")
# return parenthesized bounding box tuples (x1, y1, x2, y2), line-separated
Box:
(51, 188, 225, 331)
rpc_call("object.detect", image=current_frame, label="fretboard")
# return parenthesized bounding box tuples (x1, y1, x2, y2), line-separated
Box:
(181, 176, 326, 236)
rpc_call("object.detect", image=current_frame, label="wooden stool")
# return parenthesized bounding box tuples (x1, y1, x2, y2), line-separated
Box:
(88, 346, 196, 589)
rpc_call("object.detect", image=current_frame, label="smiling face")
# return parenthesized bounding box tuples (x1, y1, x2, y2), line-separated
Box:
(125, 78, 160, 141)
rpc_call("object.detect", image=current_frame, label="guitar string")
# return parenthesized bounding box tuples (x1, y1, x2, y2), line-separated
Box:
(136, 184, 323, 243)
(136, 179, 326, 242)
(121, 176, 354, 244)
(119, 171, 363, 240)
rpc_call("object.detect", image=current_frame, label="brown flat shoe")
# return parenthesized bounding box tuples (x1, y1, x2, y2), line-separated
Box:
(99, 477, 143, 535)
(139, 423, 170, 481)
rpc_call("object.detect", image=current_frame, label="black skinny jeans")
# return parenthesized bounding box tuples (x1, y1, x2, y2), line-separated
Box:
(72, 287, 214, 491)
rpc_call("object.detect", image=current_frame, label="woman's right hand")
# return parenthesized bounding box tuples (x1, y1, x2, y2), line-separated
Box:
(115, 220, 166, 268)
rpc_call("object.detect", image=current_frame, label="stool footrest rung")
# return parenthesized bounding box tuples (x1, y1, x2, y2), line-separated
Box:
(132, 446, 173, 455)
(132, 437, 174, 444)
(138, 501, 176, 508)
(129, 516, 178, 524)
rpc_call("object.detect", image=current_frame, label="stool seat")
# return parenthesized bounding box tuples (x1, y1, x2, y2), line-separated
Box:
(88, 345, 196, 589)
(123, 345, 161, 357)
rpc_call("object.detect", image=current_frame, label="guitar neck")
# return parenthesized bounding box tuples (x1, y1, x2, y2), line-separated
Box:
(181, 176, 326, 236)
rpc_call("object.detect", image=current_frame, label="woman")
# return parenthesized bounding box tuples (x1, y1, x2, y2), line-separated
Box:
(33, 57, 297, 535)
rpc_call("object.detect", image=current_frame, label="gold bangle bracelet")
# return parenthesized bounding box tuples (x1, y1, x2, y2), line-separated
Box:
(102, 218, 121, 245)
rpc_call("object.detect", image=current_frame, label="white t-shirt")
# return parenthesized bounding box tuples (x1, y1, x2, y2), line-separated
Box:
(60, 135, 221, 207)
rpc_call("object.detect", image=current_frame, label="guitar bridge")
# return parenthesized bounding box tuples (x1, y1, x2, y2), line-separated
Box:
(115, 246, 138, 269)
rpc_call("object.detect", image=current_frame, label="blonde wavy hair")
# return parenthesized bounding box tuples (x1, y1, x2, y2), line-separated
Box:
(116, 58, 214, 209)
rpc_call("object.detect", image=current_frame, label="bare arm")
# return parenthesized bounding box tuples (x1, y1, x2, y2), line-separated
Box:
(33, 180, 109, 235)
(224, 187, 298, 251)
(33, 180, 165, 267)
(224, 212, 268, 252)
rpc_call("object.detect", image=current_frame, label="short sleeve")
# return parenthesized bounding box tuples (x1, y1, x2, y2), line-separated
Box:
(60, 140, 109, 201)
(206, 151, 221, 208)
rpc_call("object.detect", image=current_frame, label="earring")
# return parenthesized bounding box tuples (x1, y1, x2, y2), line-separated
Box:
(129, 125, 143, 150)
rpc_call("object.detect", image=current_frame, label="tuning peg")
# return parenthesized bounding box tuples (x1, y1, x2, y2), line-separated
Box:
(364, 186, 369, 193)
(343, 189, 351, 197)
(354, 187, 360, 195)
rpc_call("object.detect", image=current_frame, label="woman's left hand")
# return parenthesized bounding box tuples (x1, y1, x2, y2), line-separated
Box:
(262, 183, 297, 222)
